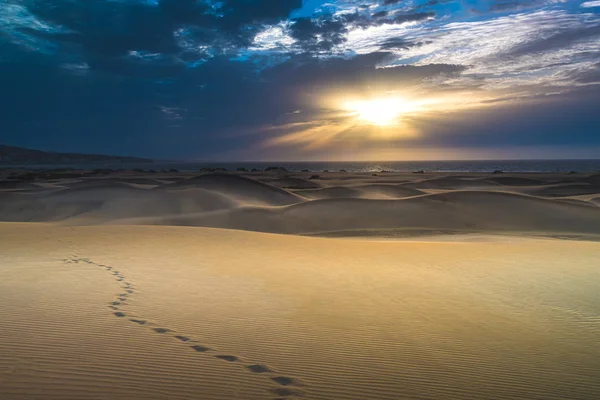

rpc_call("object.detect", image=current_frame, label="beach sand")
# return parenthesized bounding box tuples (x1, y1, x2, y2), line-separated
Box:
(1, 170, 600, 399)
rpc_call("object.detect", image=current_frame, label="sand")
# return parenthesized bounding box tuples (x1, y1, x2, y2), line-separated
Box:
(1, 170, 600, 238)
(1, 169, 600, 399)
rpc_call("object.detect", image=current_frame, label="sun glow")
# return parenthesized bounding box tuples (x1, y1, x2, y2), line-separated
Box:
(344, 97, 418, 126)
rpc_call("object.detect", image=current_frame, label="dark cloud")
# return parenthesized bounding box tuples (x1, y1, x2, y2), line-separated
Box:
(570, 62, 600, 84)
(289, 16, 349, 51)
(507, 24, 600, 57)
(2, 0, 599, 160)
(263, 52, 465, 89)
(11, 0, 302, 70)
(355, 10, 435, 27)
(372, 11, 389, 18)
(379, 38, 432, 50)
(410, 87, 600, 148)
(419, 0, 455, 6)
(289, 9, 435, 52)
(391, 12, 435, 24)
(487, 0, 539, 12)
(0, 45, 466, 158)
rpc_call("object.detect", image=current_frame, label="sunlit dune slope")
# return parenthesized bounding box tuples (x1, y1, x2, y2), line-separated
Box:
(1, 172, 600, 237)
(2, 224, 600, 400)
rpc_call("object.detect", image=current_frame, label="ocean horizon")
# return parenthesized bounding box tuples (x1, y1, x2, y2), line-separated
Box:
(6, 159, 600, 173)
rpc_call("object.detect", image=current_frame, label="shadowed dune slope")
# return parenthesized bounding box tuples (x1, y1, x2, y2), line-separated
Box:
(265, 177, 322, 189)
(1, 173, 600, 237)
(0, 181, 42, 190)
(131, 191, 600, 236)
(584, 174, 600, 185)
(480, 176, 547, 186)
(161, 174, 303, 206)
(295, 186, 362, 199)
(404, 177, 502, 190)
(297, 184, 423, 199)
(0, 185, 236, 222)
(527, 183, 600, 197)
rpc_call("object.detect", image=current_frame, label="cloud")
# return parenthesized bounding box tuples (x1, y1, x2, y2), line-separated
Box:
(366, 10, 600, 93)
(263, 52, 465, 89)
(379, 38, 432, 50)
(1, 0, 600, 159)
(581, 0, 600, 7)
(2, 0, 303, 72)
(569, 61, 600, 83)
(506, 24, 600, 57)
(289, 16, 349, 51)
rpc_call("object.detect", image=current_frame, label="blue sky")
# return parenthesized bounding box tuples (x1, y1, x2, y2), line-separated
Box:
(1, 0, 599, 160)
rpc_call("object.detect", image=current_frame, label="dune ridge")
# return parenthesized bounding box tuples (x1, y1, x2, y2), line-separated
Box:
(1, 171, 600, 238)
(143, 190, 600, 236)
(161, 173, 302, 206)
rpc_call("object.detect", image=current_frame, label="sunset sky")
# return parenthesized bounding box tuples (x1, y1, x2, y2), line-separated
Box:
(1, 0, 599, 160)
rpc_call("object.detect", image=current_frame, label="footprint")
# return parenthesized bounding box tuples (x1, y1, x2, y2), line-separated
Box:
(191, 345, 211, 352)
(246, 364, 273, 373)
(88, 257, 308, 397)
(271, 388, 305, 397)
(271, 376, 302, 386)
(215, 355, 239, 362)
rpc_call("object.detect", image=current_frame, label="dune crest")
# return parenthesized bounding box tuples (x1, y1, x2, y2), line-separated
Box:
(1, 170, 600, 238)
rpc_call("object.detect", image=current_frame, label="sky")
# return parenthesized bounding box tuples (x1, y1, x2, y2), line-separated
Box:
(0, 0, 599, 161)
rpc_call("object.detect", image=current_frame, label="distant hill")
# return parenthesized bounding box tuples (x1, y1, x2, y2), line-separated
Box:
(0, 145, 153, 165)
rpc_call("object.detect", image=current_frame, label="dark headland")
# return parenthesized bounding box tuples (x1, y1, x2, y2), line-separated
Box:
(0, 144, 152, 165)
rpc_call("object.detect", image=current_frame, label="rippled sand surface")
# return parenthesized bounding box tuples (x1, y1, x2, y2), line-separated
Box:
(2, 223, 600, 400)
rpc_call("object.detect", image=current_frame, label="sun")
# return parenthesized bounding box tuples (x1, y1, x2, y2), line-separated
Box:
(344, 97, 414, 126)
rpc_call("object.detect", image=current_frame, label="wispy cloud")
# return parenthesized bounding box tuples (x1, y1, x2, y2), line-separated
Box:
(581, 1, 600, 7)
(2, 0, 600, 159)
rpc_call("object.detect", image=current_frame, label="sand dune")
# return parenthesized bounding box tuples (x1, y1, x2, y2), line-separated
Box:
(2, 224, 600, 400)
(403, 176, 502, 189)
(0, 184, 236, 222)
(294, 185, 363, 199)
(265, 177, 322, 189)
(1, 172, 600, 238)
(0, 180, 40, 190)
(2, 170, 600, 399)
(59, 180, 141, 190)
(480, 176, 547, 186)
(162, 173, 303, 206)
(172, 191, 600, 235)
(527, 183, 600, 197)
(296, 184, 423, 199)
(584, 173, 600, 185)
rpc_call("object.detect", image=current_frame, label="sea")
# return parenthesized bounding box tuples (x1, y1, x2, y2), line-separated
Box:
(5, 159, 600, 173)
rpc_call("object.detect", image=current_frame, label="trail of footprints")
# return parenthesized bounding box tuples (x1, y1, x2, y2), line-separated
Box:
(64, 257, 305, 399)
